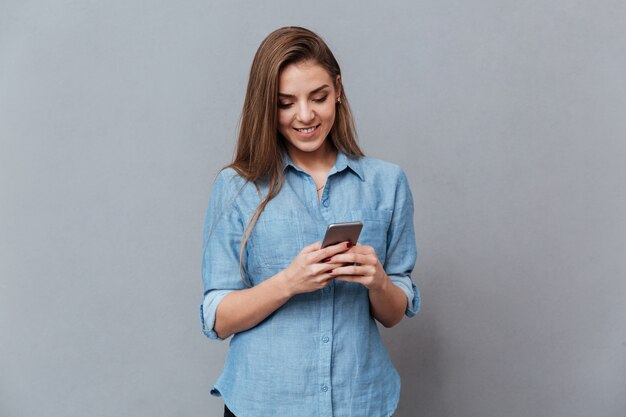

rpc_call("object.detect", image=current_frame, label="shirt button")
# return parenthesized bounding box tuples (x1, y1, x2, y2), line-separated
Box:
(322, 336, 329, 343)
(322, 199, 329, 207)
(321, 384, 328, 392)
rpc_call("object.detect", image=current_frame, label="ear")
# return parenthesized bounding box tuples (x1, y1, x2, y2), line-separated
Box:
(335, 75, 343, 97)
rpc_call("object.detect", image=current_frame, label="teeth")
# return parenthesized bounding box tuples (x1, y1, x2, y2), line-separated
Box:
(296, 126, 316, 133)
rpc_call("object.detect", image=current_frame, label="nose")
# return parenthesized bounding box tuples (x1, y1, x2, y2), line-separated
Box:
(296, 102, 315, 124)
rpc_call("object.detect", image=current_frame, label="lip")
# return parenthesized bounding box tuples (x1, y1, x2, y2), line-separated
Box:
(292, 124, 320, 138)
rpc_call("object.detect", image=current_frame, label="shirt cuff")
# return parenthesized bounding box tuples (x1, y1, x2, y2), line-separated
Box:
(200, 289, 235, 340)
(389, 275, 421, 317)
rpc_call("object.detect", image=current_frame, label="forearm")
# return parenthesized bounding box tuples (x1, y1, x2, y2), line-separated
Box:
(214, 272, 292, 339)
(368, 274, 407, 328)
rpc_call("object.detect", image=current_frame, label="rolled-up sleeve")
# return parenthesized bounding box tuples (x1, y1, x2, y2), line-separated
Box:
(200, 169, 247, 340)
(384, 168, 421, 317)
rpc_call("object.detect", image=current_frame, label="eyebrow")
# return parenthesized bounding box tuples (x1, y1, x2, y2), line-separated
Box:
(278, 84, 330, 99)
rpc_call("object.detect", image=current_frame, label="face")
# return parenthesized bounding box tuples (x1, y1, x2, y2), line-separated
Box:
(277, 61, 341, 158)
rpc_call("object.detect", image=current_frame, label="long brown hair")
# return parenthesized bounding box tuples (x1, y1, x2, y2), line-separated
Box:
(227, 26, 364, 285)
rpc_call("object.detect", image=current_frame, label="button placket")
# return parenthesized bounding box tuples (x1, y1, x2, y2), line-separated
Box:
(316, 172, 334, 413)
(317, 253, 334, 412)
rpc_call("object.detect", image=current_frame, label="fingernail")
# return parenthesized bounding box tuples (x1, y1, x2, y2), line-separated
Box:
(323, 258, 331, 263)
(329, 269, 334, 274)
(347, 242, 353, 248)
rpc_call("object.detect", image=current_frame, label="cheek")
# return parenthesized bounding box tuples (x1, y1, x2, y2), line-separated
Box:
(277, 112, 292, 131)
(320, 105, 337, 125)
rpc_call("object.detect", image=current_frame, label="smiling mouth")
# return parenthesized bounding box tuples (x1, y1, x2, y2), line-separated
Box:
(294, 125, 320, 134)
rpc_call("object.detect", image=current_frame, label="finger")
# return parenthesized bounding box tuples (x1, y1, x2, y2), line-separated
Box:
(330, 264, 375, 277)
(311, 262, 342, 275)
(332, 275, 362, 283)
(318, 276, 335, 289)
(328, 252, 375, 266)
(301, 242, 322, 253)
(312, 241, 351, 263)
(346, 243, 376, 255)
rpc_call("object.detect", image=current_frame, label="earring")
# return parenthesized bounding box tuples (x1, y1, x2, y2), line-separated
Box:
(336, 97, 342, 104)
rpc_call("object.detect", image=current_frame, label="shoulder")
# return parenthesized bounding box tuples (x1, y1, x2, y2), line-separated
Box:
(211, 167, 250, 195)
(356, 157, 413, 207)
(206, 168, 252, 211)
(357, 156, 408, 183)
(214, 167, 245, 186)
(209, 167, 266, 217)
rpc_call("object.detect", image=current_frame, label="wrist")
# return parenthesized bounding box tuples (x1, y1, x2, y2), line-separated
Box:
(370, 271, 391, 293)
(272, 269, 295, 300)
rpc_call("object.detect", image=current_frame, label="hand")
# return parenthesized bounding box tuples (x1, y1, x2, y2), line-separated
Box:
(327, 244, 389, 292)
(279, 241, 351, 296)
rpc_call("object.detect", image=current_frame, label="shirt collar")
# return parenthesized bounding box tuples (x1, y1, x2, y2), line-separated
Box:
(282, 150, 365, 182)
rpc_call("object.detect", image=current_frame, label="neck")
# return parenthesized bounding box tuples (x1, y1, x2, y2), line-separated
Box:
(287, 142, 337, 174)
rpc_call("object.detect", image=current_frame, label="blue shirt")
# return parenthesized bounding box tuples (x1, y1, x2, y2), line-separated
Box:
(200, 151, 420, 417)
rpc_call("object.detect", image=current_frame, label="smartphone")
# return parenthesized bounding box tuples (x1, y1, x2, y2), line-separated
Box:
(321, 221, 363, 248)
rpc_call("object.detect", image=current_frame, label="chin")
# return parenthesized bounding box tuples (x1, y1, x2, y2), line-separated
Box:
(289, 138, 328, 154)
(284, 130, 332, 154)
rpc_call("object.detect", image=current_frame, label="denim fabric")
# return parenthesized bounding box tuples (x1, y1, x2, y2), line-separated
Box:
(200, 152, 420, 417)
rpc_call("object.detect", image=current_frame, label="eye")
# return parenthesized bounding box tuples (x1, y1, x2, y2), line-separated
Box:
(313, 95, 328, 103)
(278, 102, 293, 109)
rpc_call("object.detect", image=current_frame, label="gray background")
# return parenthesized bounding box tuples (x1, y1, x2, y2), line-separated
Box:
(1, 1, 625, 416)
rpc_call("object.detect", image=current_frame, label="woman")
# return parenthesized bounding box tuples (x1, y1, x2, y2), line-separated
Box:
(200, 26, 420, 417)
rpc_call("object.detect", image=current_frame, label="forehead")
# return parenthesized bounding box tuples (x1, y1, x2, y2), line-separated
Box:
(278, 61, 334, 94)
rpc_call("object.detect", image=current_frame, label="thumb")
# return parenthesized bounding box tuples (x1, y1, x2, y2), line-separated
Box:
(301, 241, 322, 253)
